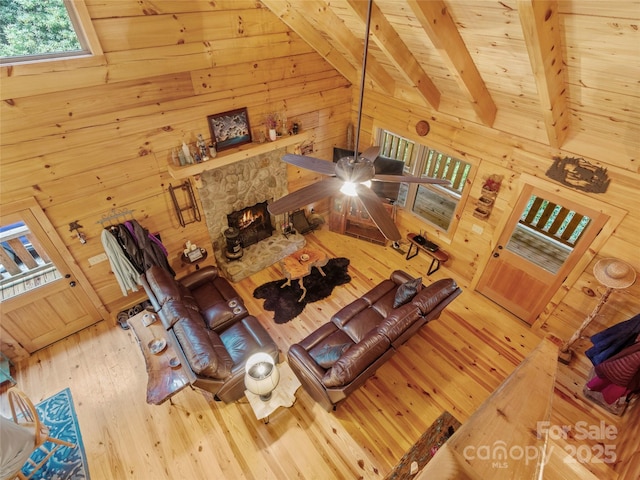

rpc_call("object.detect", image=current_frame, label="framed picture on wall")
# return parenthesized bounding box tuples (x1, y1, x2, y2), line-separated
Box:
(207, 107, 252, 151)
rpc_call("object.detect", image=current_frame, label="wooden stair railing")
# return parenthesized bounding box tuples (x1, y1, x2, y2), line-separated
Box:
(416, 336, 561, 479)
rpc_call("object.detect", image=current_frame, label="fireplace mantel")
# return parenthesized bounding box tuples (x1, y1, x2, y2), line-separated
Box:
(168, 130, 313, 180)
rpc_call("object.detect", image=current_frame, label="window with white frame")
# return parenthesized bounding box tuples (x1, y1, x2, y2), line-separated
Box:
(377, 129, 472, 232)
(0, 0, 91, 64)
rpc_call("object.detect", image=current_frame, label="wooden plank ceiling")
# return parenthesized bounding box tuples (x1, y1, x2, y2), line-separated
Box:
(261, 0, 638, 150)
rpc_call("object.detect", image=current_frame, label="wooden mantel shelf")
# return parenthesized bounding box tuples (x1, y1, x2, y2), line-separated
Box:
(167, 130, 313, 179)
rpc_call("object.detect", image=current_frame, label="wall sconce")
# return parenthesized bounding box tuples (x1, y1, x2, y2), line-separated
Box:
(69, 221, 87, 244)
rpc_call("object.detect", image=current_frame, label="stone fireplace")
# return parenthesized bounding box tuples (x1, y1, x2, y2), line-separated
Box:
(198, 148, 305, 282)
(227, 201, 274, 248)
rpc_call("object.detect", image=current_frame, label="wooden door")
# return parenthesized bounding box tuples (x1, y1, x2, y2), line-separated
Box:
(476, 184, 608, 325)
(1, 199, 104, 354)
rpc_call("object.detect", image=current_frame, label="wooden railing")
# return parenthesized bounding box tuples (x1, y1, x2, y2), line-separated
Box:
(0, 224, 57, 300)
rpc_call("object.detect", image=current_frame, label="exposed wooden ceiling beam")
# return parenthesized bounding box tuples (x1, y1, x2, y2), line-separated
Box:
(347, 0, 441, 111)
(260, 0, 358, 86)
(517, 0, 570, 148)
(407, 0, 497, 127)
(293, 0, 395, 95)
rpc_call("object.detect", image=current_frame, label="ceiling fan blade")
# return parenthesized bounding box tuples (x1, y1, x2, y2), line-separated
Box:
(373, 174, 451, 186)
(360, 146, 380, 162)
(267, 177, 343, 215)
(282, 154, 337, 176)
(355, 184, 402, 241)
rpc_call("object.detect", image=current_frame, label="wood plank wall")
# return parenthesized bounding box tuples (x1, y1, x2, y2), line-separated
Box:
(352, 90, 640, 336)
(0, 2, 351, 319)
(1, 1, 638, 365)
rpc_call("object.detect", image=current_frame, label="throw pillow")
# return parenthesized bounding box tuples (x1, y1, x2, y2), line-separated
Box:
(393, 277, 422, 308)
(310, 343, 352, 369)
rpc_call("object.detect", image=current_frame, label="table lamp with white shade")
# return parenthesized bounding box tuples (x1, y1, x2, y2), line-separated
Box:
(244, 352, 280, 401)
(559, 258, 637, 364)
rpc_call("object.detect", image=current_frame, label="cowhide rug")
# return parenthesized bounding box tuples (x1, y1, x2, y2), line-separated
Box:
(253, 257, 351, 324)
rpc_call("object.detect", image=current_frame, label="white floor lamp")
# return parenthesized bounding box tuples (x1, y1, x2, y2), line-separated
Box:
(558, 258, 636, 364)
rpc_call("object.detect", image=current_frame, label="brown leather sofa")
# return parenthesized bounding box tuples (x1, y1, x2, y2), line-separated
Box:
(140, 265, 279, 403)
(287, 271, 462, 411)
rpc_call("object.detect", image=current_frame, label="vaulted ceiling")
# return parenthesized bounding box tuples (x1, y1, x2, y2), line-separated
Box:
(261, 0, 639, 158)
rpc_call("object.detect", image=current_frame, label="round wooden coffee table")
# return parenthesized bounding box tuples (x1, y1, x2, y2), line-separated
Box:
(279, 248, 329, 301)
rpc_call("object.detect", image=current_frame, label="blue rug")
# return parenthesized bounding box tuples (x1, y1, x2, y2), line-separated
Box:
(22, 388, 90, 480)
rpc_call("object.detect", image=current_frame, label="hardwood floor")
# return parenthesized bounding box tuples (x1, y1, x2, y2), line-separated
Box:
(0, 230, 632, 479)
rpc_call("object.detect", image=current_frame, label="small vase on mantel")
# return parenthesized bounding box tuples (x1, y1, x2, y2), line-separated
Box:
(268, 128, 277, 142)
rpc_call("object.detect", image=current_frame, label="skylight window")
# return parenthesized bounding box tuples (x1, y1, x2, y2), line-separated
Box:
(0, 0, 90, 64)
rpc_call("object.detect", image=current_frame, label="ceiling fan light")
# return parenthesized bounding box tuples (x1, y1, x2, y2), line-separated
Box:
(340, 182, 358, 196)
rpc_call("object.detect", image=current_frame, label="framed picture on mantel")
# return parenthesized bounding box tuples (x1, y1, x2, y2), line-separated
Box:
(207, 107, 252, 151)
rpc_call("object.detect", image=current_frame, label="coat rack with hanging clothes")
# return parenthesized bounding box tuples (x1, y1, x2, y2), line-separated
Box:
(96, 208, 136, 228)
(99, 209, 175, 296)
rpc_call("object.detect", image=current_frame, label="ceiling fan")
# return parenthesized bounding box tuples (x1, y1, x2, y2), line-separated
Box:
(267, 0, 449, 242)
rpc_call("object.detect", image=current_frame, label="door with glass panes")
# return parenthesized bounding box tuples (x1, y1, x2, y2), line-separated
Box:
(476, 184, 608, 325)
(1, 199, 103, 353)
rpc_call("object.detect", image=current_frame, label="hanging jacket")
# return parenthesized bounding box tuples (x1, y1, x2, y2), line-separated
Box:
(586, 313, 640, 365)
(595, 341, 640, 394)
(115, 223, 144, 273)
(101, 229, 140, 295)
(129, 219, 175, 276)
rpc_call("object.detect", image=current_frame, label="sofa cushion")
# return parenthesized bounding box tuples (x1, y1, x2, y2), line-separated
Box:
(160, 299, 196, 329)
(206, 330, 234, 378)
(332, 299, 369, 327)
(177, 283, 200, 311)
(322, 331, 391, 388)
(297, 322, 347, 351)
(219, 315, 277, 368)
(393, 277, 423, 308)
(144, 266, 200, 311)
(361, 279, 398, 306)
(310, 343, 352, 369)
(173, 312, 233, 379)
(333, 296, 388, 343)
(377, 304, 422, 343)
(144, 266, 182, 307)
(190, 281, 227, 311)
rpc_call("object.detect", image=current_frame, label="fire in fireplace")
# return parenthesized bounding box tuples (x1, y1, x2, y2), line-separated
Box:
(227, 201, 274, 248)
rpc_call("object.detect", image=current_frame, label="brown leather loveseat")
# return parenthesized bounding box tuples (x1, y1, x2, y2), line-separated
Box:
(287, 271, 461, 410)
(140, 265, 279, 403)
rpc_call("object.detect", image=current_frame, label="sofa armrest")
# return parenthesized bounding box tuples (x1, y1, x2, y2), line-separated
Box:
(377, 304, 422, 343)
(204, 300, 248, 332)
(390, 269, 416, 285)
(322, 331, 391, 387)
(288, 344, 327, 381)
(172, 312, 233, 379)
(288, 344, 338, 411)
(330, 299, 370, 330)
(139, 273, 161, 312)
(179, 265, 220, 290)
(412, 278, 460, 315)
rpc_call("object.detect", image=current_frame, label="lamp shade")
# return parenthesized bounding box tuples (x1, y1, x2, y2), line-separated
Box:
(244, 352, 280, 401)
